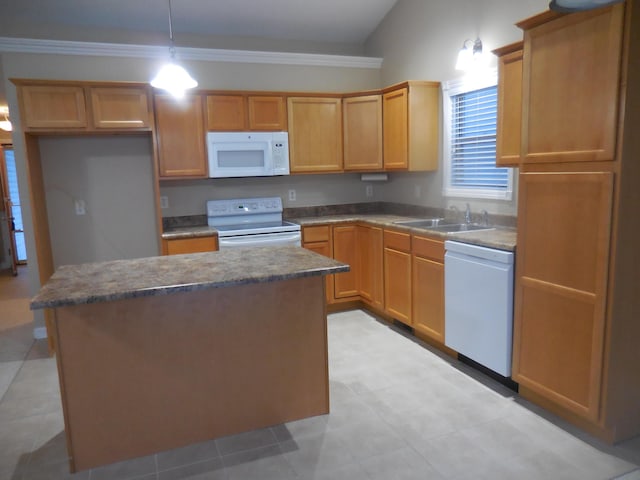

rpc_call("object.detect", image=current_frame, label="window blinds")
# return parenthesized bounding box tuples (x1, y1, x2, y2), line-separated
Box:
(450, 86, 508, 190)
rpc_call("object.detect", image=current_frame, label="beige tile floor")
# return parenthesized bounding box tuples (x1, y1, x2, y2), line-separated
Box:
(1, 268, 639, 479)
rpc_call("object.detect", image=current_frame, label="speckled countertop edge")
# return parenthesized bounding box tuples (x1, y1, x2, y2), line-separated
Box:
(290, 214, 517, 252)
(161, 213, 517, 251)
(31, 246, 348, 310)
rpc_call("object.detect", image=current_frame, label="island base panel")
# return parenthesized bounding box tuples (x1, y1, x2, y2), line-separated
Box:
(52, 276, 329, 472)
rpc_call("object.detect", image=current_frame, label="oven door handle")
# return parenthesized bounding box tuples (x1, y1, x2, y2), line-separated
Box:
(218, 231, 301, 249)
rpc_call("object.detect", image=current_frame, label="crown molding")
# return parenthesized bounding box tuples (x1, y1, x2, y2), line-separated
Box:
(0, 36, 383, 69)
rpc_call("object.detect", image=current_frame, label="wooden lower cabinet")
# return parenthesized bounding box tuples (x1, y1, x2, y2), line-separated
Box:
(383, 229, 412, 325)
(162, 236, 218, 255)
(513, 171, 614, 421)
(412, 235, 445, 343)
(357, 225, 384, 310)
(332, 225, 359, 299)
(302, 225, 334, 303)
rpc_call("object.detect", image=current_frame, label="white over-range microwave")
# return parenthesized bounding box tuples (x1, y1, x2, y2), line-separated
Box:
(207, 131, 290, 178)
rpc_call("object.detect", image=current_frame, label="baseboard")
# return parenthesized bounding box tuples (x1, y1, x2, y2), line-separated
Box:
(33, 326, 48, 340)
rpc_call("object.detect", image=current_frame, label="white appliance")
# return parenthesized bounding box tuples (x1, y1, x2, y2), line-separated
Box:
(207, 197, 301, 249)
(207, 132, 289, 178)
(444, 241, 515, 377)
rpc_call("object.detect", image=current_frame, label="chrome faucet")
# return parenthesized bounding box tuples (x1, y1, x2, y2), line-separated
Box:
(481, 209, 490, 226)
(464, 203, 472, 224)
(448, 205, 459, 222)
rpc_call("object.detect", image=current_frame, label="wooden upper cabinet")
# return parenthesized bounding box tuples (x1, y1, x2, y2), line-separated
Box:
(494, 42, 523, 167)
(206, 95, 246, 130)
(248, 96, 286, 130)
(90, 87, 151, 130)
(17, 82, 152, 132)
(382, 81, 440, 171)
(519, 4, 624, 164)
(343, 94, 383, 171)
(206, 94, 286, 131)
(382, 88, 408, 169)
(154, 94, 207, 178)
(20, 85, 87, 129)
(287, 97, 343, 173)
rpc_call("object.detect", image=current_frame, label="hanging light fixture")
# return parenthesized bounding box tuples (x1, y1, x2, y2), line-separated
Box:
(0, 106, 12, 132)
(455, 38, 484, 71)
(549, 0, 624, 12)
(150, 0, 198, 98)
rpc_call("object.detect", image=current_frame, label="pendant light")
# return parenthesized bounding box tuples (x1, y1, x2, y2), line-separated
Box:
(150, 0, 198, 98)
(549, 0, 624, 12)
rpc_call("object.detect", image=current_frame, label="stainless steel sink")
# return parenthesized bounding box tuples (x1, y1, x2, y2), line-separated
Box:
(393, 218, 449, 228)
(428, 223, 495, 233)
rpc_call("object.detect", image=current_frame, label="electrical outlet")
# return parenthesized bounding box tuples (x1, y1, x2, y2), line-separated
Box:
(366, 185, 373, 197)
(414, 185, 421, 198)
(74, 199, 86, 215)
(288, 189, 296, 201)
(160, 196, 169, 209)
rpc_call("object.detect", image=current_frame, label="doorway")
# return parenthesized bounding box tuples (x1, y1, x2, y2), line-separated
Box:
(0, 145, 26, 275)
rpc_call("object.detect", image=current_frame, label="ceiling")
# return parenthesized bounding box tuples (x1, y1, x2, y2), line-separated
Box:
(0, 0, 399, 45)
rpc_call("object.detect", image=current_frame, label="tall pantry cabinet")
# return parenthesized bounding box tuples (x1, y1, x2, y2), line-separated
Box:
(511, 1, 640, 443)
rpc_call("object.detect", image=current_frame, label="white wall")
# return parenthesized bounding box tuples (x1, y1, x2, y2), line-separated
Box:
(366, 0, 549, 216)
(40, 136, 159, 267)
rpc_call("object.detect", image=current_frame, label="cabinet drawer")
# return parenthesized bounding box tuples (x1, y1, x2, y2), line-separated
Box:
(412, 235, 444, 262)
(164, 236, 218, 255)
(384, 229, 411, 252)
(303, 225, 330, 243)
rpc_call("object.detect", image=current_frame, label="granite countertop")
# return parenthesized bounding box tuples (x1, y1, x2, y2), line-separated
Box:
(31, 246, 349, 310)
(161, 212, 517, 251)
(162, 225, 218, 240)
(290, 214, 517, 251)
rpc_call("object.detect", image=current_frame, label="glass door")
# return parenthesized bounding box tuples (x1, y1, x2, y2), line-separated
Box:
(0, 145, 26, 275)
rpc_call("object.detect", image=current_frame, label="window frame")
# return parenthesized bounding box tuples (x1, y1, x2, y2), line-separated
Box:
(442, 71, 513, 201)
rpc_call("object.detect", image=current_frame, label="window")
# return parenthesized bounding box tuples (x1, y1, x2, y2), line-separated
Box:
(442, 73, 513, 200)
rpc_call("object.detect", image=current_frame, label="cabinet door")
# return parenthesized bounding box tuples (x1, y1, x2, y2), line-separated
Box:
(20, 85, 87, 129)
(248, 96, 286, 130)
(155, 95, 207, 178)
(496, 46, 523, 167)
(90, 87, 151, 130)
(332, 225, 358, 299)
(287, 97, 343, 173)
(163, 236, 218, 255)
(412, 235, 445, 343)
(302, 226, 333, 303)
(383, 230, 412, 325)
(513, 171, 613, 420)
(343, 95, 383, 171)
(412, 256, 444, 343)
(382, 88, 408, 169)
(206, 95, 246, 130)
(521, 5, 624, 164)
(358, 225, 384, 310)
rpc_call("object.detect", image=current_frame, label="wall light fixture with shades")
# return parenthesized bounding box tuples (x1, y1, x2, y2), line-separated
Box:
(0, 106, 12, 132)
(455, 38, 485, 71)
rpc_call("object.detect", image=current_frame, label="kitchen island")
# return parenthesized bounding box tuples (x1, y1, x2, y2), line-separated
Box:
(31, 246, 348, 472)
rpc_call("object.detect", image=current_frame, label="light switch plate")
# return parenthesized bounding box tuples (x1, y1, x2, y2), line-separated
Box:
(160, 196, 169, 209)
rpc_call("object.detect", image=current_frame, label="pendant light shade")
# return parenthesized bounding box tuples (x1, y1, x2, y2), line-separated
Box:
(151, 61, 197, 99)
(549, 0, 624, 12)
(151, 0, 198, 98)
(455, 38, 484, 71)
(0, 106, 12, 132)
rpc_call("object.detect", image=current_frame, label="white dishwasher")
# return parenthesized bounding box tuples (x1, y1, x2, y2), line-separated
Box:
(444, 241, 514, 377)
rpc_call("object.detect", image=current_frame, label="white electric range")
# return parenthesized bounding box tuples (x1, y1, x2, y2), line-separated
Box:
(206, 197, 301, 249)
